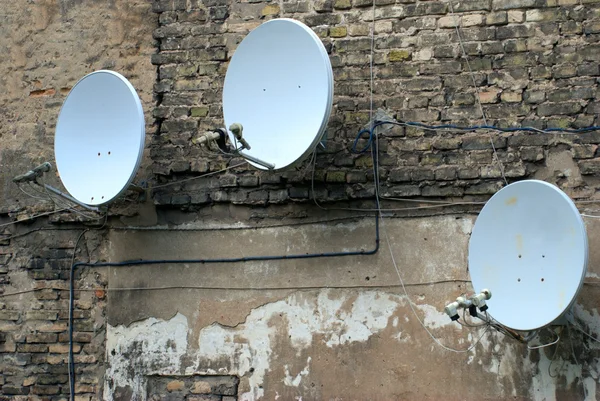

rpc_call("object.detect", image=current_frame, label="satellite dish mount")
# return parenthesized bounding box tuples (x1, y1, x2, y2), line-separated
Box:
(192, 123, 275, 170)
(12, 162, 102, 212)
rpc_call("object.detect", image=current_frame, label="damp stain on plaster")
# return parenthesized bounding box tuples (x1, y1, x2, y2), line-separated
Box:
(103, 288, 501, 401)
(105, 290, 464, 400)
(284, 357, 312, 387)
(104, 290, 600, 401)
(190, 290, 407, 400)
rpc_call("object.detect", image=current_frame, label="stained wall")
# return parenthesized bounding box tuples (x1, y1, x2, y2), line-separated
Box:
(1, 0, 600, 400)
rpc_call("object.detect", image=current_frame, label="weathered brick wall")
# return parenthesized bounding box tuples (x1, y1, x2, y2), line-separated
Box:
(151, 0, 600, 207)
(0, 228, 106, 399)
(146, 375, 239, 400)
(0, 1, 155, 399)
(0, 0, 156, 212)
(2, 0, 600, 399)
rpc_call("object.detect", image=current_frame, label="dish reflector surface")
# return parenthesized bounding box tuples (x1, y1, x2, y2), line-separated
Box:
(223, 18, 333, 170)
(55, 70, 145, 206)
(469, 180, 588, 331)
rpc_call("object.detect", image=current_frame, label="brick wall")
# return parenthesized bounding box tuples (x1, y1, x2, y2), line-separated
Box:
(151, 0, 600, 207)
(0, 1, 155, 399)
(2, 0, 600, 399)
(0, 228, 107, 399)
(146, 375, 239, 400)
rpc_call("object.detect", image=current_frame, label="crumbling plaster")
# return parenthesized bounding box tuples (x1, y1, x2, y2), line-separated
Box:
(104, 214, 600, 400)
(2, 0, 600, 399)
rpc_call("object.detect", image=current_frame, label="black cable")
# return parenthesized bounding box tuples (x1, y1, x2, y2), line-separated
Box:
(67, 128, 386, 395)
(351, 120, 600, 155)
(68, 230, 88, 401)
(351, 128, 374, 154)
(68, 137, 383, 396)
(67, 215, 380, 397)
(374, 120, 600, 134)
(0, 278, 472, 298)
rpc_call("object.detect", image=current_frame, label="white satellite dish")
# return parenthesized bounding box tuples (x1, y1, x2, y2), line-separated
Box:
(222, 18, 334, 171)
(469, 180, 588, 331)
(54, 70, 145, 206)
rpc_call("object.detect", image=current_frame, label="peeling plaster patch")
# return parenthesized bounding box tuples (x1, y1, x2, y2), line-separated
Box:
(458, 217, 474, 235)
(573, 303, 600, 345)
(415, 303, 460, 330)
(476, 331, 518, 394)
(194, 320, 268, 399)
(284, 357, 311, 387)
(193, 290, 402, 401)
(583, 376, 597, 400)
(392, 330, 410, 343)
(104, 290, 502, 401)
(474, 326, 589, 401)
(531, 351, 561, 401)
(104, 313, 189, 401)
(323, 291, 399, 347)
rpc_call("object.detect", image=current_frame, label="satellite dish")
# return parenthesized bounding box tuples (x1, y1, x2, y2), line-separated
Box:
(54, 70, 145, 206)
(222, 18, 333, 171)
(469, 180, 588, 331)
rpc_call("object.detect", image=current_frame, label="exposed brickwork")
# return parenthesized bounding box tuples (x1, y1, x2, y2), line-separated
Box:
(0, 1, 156, 399)
(146, 375, 239, 400)
(2, 0, 600, 399)
(0, 228, 106, 399)
(151, 0, 600, 207)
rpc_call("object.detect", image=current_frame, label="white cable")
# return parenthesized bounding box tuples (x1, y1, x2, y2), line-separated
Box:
(569, 320, 600, 343)
(448, 1, 508, 186)
(370, 0, 375, 134)
(527, 328, 561, 350)
(0, 209, 69, 229)
(17, 183, 50, 201)
(36, 181, 105, 221)
(381, 196, 485, 205)
(368, 13, 489, 351)
(152, 162, 246, 189)
(379, 213, 490, 352)
(581, 214, 600, 219)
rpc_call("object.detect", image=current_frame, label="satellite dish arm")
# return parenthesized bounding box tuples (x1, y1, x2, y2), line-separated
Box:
(191, 124, 275, 170)
(192, 130, 223, 146)
(229, 123, 250, 150)
(214, 128, 229, 151)
(227, 123, 274, 169)
(192, 128, 232, 153)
